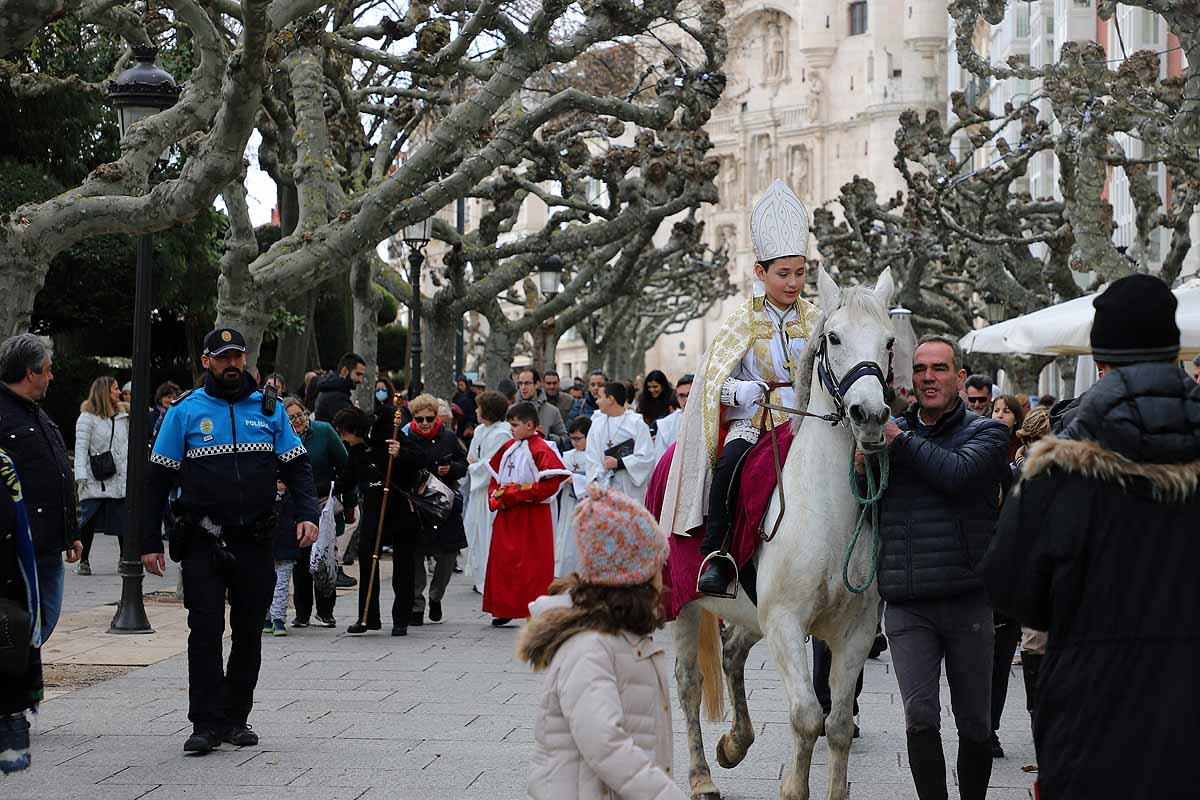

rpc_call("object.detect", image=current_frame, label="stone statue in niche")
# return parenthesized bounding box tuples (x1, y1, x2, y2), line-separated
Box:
(753, 135, 774, 192)
(788, 145, 811, 198)
(719, 156, 739, 209)
(716, 223, 736, 253)
(809, 72, 824, 122)
(765, 20, 786, 81)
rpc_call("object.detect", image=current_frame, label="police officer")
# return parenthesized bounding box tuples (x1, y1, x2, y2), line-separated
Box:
(140, 328, 318, 754)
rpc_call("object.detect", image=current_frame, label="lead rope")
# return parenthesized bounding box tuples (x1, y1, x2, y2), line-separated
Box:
(843, 446, 889, 594)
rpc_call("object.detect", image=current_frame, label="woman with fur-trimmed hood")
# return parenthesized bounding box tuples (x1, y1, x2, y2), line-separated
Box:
(982, 275, 1200, 800)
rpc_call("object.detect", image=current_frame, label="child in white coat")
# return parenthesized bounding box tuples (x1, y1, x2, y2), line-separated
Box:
(519, 486, 683, 800)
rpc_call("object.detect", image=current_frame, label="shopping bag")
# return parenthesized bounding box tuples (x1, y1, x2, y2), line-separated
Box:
(310, 495, 340, 593)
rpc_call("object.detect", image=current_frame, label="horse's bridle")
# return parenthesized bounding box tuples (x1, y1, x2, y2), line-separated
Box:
(755, 333, 895, 544)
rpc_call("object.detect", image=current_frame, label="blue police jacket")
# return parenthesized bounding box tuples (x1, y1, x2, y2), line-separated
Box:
(141, 373, 318, 555)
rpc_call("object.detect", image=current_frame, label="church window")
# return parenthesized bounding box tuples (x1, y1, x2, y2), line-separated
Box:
(849, 2, 868, 35)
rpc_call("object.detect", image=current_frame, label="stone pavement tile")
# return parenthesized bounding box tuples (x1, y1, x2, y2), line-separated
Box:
(46, 720, 192, 737)
(101, 761, 308, 786)
(288, 765, 481, 789)
(137, 786, 366, 800)
(241, 745, 433, 770)
(253, 721, 357, 739)
(3, 782, 159, 800)
(1, 764, 127, 790)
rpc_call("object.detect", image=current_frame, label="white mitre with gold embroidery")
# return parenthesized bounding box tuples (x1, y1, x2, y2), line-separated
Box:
(751, 178, 810, 262)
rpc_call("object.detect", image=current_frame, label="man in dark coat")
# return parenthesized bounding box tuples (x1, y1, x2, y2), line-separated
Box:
(0, 334, 80, 644)
(313, 353, 366, 422)
(879, 334, 1011, 800)
(982, 275, 1200, 800)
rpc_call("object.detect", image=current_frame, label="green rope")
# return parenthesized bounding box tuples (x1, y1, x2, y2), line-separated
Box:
(843, 447, 890, 594)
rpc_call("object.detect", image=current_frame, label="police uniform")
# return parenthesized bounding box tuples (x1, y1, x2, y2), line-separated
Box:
(141, 328, 317, 752)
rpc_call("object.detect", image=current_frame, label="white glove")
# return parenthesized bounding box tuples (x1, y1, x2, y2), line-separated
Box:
(733, 380, 768, 408)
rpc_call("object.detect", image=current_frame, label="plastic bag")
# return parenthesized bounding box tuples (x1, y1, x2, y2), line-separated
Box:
(310, 495, 340, 593)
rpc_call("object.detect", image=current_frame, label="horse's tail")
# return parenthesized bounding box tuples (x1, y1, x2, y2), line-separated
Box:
(697, 609, 726, 722)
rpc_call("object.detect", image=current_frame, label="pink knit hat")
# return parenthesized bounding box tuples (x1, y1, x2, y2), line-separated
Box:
(574, 485, 670, 586)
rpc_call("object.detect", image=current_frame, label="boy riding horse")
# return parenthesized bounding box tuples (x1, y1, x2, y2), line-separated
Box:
(660, 179, 820, 597)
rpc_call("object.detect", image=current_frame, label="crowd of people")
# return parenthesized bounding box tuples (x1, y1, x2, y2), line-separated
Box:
(0, 268, 1196, 799)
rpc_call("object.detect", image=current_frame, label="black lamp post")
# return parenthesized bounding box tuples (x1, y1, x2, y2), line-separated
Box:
(107, 46, 179, 634)
(537, 254, 563, 301)
(403, 216, 433, 397)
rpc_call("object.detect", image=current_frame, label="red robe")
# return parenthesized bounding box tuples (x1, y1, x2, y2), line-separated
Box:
(483, 435, 569, 619)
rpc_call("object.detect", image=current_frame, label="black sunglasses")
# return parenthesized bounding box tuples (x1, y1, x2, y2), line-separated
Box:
(413, 415, 437, 423)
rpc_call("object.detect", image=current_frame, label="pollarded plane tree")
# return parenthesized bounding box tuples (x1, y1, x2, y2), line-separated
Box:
(0, 0, 728, 400)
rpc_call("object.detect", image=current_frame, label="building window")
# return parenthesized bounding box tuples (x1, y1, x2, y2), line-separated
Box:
(849, 2, 868, 35)
(867, 53, 875, 82)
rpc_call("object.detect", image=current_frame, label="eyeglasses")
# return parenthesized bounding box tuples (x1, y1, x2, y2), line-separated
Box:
(287, 413, 306, 422)
(413, 415, 437, 423)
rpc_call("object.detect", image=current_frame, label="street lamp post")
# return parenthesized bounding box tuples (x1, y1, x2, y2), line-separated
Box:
(403, 217, 432, 397)
(534, 255, 563, 371)
(107, 46, 180, 634)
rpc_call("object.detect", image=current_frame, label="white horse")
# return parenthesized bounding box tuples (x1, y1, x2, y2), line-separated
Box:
(673, 268, 896, 800)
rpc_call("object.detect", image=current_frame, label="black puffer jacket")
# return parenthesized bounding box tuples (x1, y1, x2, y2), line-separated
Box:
(0, 384, 78, 558)
(877, 399, 1010, 602)
(313, 374, 355, 423)
(982, 363, 1200, 800)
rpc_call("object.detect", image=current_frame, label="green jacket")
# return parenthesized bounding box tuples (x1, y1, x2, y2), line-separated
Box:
(301, 419, 348, 500)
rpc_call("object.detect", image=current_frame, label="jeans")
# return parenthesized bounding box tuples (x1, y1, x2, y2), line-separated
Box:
(412, 550, 455, 615)
(884, 593, 994, 741)
(180, 536, 274, 733)
(35, 554, 64, 644)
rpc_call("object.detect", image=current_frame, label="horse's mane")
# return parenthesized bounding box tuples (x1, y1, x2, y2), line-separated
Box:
(790, 285, 890, 433)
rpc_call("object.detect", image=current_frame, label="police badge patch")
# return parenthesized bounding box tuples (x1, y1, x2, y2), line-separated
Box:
(199, 418, 214, 435)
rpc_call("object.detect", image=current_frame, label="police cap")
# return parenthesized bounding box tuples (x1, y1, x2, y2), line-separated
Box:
(203, 327, 248, 357)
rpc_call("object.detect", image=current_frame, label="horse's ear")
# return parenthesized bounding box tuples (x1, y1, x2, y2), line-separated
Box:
(874, 268, 895, 308)
(817, 267, 842, 311)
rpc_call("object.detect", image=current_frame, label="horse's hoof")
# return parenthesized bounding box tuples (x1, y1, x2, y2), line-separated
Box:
(715, 733, 746, 769)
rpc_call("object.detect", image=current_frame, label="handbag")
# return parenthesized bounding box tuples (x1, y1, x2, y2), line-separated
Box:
(89, 417, 117, 482)
(406, 470, 454, 521)
(0, 598, 31, 677)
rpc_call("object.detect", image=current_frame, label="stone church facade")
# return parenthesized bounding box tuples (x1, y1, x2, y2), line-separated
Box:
(645, 0, 949, 377)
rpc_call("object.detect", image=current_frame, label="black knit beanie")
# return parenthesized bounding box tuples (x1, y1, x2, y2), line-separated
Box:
(1090, 274, 1179, 365)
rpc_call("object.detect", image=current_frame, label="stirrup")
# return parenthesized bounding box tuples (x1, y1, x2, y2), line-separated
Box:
(696, 551, 739, 599)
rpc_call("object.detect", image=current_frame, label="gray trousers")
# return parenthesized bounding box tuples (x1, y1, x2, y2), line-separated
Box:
(884, 593, 994, 742)
(412, 551, 455, 614)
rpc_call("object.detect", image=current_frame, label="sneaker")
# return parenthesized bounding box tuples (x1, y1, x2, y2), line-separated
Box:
(291, 617, 310, 628)
(0, 713, 32, 774)
(428, 601, 443, 624)
(336, 568, 357, 588)
(77, 560, 91, 576)
(222, 724, 259, 747)
(271, 619, 288, 637)
(183, 729, 221, 754)
(314, 614, 337, 628)
(262, 619, 273, 635)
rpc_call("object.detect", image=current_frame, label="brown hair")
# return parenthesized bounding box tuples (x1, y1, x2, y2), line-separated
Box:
(993, 394, 1026, 432)
(81, 376, 123, 419)
(517, 574, 664, 672)
(476, 390, 509, 424)
(1017, 406, 1051, 444)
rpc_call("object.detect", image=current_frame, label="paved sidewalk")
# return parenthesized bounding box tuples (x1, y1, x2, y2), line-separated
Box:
(8, 536, 1040, 799)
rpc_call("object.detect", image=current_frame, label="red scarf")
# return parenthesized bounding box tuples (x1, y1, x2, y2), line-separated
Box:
(411, 417, 443, 440)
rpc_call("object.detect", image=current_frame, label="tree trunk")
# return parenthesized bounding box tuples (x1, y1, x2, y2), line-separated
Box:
(426, 304, 458, 400)
(544, 322, 562, 373)
(1001, 354, 1054, 396)
(213, 273, 271, 371)
(0, 251, 49, 337)
(482, 323, 515, 390)
(274, 290, 315, 389)
(350, 256, 379, 410)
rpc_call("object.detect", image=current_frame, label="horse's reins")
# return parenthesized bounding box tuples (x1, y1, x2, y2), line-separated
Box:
(754, 333, 895, 596)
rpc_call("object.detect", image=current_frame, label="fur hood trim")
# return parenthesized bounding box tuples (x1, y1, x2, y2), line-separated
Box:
(1022, 437, 1200, 503)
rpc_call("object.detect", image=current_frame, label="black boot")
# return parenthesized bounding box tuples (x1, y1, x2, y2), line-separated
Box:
(906, 730, 948, 800)
(957, 737, 993, 800)
(696, 558, 734, 596)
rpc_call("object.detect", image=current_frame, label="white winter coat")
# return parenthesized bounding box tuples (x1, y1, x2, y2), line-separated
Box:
(74, 411, 129, 500)
(527, 596, 684, 800)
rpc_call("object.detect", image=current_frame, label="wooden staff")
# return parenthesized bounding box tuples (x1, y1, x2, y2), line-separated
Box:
(355, 393, 405, 628)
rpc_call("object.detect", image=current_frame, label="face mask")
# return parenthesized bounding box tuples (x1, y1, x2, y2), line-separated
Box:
(375, 389, 390, 402)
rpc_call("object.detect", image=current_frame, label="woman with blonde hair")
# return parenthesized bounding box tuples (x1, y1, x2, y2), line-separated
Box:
(74, 376, 129, 576)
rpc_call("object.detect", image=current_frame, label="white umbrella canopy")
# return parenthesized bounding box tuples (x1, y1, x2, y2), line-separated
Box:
(961, 284, 1200, 361)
